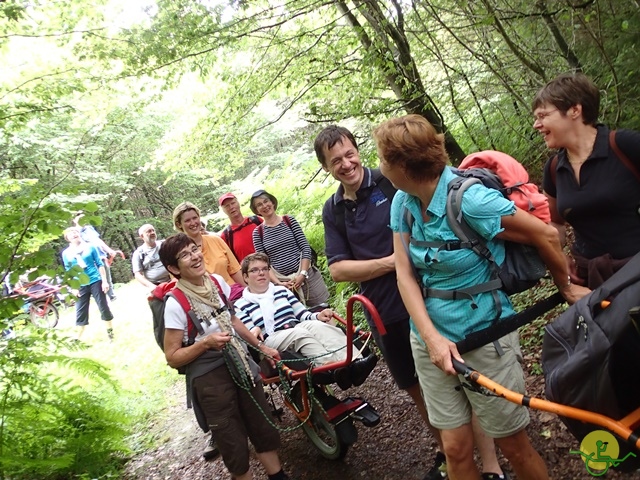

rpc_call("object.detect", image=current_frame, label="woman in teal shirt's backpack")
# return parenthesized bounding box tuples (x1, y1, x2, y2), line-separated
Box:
(374, 114, 588, 480)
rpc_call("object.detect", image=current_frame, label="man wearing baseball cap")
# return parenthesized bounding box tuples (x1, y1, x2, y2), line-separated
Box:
(219, 193, 263, 262)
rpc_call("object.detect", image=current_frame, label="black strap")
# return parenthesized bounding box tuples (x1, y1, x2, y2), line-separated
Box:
(455, 292, 564, 354)
(609, 129, 640, 183)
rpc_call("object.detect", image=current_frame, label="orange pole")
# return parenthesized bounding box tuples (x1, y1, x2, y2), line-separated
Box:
(466, 369, 640, 450)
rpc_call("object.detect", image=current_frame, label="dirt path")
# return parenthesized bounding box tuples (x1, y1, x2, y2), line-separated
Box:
(120, 357, 639, 480)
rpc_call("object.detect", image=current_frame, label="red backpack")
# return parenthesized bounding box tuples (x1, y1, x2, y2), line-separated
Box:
(149, 276, 228, 365)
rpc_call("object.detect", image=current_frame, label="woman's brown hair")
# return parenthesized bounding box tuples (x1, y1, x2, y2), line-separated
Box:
(373, 114, 448, 182)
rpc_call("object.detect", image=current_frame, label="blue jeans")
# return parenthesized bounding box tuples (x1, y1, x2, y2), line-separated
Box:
(75, 280, 114, 326)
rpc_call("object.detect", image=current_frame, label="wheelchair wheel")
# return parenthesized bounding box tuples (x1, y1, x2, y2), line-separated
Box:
(301, 401, 350, 460)
(293, 383, 350, 460)
(29, 301, 59, 328)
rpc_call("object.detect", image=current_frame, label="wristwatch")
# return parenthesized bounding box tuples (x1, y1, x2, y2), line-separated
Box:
(299, 270, 309, 279)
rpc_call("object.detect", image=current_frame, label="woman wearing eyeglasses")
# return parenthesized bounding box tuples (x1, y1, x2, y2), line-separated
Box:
(249, 190, 329, 307)
(533, 72, 640, 288)
(159, 234, 293, 480)
(234, 253, 378, 389)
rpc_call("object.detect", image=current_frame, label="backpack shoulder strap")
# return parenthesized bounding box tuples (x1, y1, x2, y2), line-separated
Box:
(447, 176, 499, 270)
(257, 222, 264, 240)
(609, 129, 640, 183)
(331, 194, 347, 239)
(210, 275, 234, 315)
(250, 215, 262, 226)
(167, 288, 205, 343)
(371, 168, 397, 201)
(282, 214, 292, 229)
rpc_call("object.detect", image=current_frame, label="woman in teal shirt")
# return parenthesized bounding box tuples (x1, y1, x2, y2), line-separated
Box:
(62, 227, 114, 341)
(374, 114, 588, 480)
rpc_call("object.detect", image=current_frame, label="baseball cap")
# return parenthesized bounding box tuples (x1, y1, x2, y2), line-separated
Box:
(218, 192, 236, 206)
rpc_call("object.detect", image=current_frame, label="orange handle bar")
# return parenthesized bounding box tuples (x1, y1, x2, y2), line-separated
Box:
(452, 358, 640, 450)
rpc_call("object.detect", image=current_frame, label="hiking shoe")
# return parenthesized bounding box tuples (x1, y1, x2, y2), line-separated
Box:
(107, 328, 114, 342)
(203, 435, 219, 460)
(422, 451, 447, 480)
(350, 353, 378, 387)
(482, 473, 509, 480)
(333, 366, 352, 390)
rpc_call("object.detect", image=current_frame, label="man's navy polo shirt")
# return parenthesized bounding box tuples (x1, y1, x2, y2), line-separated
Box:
(322, 167, 408, 326)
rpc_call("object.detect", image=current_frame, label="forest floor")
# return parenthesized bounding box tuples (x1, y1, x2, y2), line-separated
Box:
(64, 279, 638, 480)
(121, 350, 639, 480)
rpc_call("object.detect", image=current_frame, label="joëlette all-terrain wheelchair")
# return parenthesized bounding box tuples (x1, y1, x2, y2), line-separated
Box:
(257, 294, 383, 460)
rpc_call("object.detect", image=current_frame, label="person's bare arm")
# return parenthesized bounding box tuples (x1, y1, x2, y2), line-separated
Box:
(498, 209, 590, 303)
(134, 271, 155, 289)
(545, 193, 567, 248)
(98, 266, 110, 293)
(328, 255, 395, 283)
(231, 315, 280, 364)
(230, 270, 246, 286)
(393, 232, 462, 375)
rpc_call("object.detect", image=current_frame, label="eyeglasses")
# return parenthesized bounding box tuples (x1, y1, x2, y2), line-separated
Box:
(533, 109, 558, 123)
(252, 199, 271, 209)
(177, 245, 201, 262)
(248, 267, 269, 275)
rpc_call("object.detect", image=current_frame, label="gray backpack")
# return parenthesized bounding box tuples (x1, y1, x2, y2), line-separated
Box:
(542, 251, 640, 468)
(402, 169, 548, 320)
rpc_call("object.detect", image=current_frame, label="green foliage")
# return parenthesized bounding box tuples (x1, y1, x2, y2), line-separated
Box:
(0, 329, 128, 479)
(514, 278, 567, 354)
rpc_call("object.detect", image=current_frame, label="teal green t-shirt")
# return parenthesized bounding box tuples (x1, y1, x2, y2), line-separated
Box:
(389, 167, 517, 343)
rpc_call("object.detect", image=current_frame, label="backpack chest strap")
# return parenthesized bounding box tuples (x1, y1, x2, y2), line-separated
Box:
(421, 278, 502, 308)
(410, 238, 477, 251)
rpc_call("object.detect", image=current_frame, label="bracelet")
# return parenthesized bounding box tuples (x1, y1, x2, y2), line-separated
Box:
(558, 275, 571, 289)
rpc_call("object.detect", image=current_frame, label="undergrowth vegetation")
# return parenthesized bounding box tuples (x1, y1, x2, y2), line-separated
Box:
(0, 286, 179, 480)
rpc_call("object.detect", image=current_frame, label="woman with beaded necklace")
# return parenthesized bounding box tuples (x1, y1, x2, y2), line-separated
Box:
(159, 233, 292, 480)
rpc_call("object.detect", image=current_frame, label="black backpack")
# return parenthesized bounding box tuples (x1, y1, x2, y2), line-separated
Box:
(542, 251, 640, 467)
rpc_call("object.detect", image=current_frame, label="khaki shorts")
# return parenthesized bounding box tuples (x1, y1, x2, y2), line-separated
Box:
(411, 330, 529, 438)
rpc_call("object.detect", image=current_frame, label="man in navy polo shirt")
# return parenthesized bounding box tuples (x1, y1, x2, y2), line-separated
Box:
(315, 125, 506, 480)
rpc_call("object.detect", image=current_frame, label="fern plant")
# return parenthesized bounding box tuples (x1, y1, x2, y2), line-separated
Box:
(0, 327, 129, 480)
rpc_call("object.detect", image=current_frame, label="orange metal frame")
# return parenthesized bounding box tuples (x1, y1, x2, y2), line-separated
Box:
(261, 294, 386, 424)
(453, 358, 640, 451)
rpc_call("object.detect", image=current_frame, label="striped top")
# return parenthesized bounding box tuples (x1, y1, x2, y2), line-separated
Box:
(235, 285, 318, 334)
(252, 215, 311, 275)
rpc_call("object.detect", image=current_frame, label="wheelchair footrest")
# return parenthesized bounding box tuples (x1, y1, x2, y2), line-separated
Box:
(325, 397, 380, 427)
(352, 400, 380, 427)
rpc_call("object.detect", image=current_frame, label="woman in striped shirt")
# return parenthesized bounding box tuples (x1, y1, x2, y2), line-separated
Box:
(236, 253, 378, 389)
(250, 190, 329, 307)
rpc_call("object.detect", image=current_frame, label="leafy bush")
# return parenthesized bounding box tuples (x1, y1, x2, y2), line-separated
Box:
(0, 328, 129, 480)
